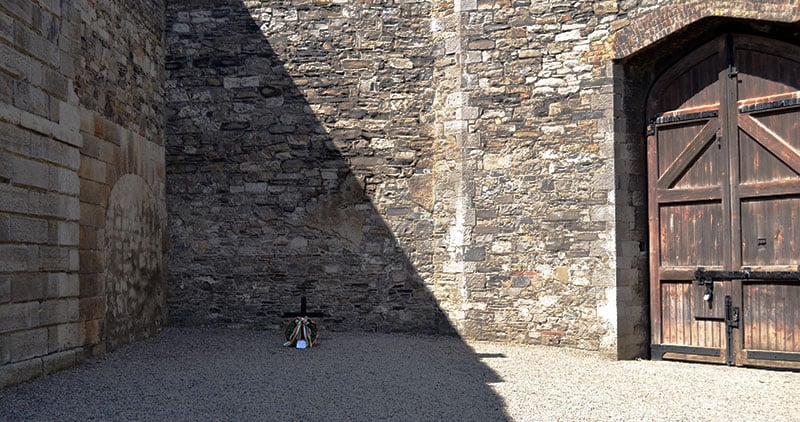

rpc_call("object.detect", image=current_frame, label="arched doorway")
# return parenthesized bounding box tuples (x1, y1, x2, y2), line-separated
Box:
(647, 33, 800, 368)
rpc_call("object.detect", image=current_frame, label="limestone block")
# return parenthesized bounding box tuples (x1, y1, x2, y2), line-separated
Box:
(10, 327, 48, 361)
(56, 221, 79, 246)
(0, 357, 42, 390)
(0, 244, 38, 272)
(10, 273, 46, 302)
(13, 81, 50, 118)
(39, 298, 79, 325)
(10, 155, 49, 190)
(30, 133, 80, 170)
(47, 322, 84, 352)
(39, 246, 73, 272)
(5, 214, 48, 244)
(42, 349, 81, 375)
(0, 302, 40, 333)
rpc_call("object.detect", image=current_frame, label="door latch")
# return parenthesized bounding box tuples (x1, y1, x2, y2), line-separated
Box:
(724, 295, 738, 366)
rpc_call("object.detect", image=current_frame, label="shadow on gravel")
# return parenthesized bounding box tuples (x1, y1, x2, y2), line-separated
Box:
(158, 1, 511, 421)
(0, 328, 509, 421)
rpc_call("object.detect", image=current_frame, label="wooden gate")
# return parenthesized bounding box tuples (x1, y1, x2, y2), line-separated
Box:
(647, 34, 800, 368)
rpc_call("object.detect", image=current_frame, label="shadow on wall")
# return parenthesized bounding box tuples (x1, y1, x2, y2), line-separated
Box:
(165, 0, 447, 333)
(163, 1, 511, 418)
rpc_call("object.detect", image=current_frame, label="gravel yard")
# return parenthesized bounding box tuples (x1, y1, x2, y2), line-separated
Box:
(1, 327, 798, 421)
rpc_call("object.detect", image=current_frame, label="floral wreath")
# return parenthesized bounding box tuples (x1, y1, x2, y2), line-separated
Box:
(283, 316, 319, 347)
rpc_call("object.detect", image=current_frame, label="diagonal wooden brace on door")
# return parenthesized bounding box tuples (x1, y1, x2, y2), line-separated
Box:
(657, 120, 721, 189)
(738, 114, 800, 174)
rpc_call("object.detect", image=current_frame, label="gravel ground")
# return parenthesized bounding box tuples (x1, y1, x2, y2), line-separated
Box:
(0, 327, 798, 421)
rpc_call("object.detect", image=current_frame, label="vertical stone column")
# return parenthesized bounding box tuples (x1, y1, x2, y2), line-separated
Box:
(430, 0, 482, 335)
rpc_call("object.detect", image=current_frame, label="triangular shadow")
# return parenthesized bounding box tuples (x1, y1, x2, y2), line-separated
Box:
(164, 1, 510, 419)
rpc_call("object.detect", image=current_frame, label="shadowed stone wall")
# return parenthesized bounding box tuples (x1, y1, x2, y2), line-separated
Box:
(0, 0, 165, 388)
(165, 0, 449, 333)
(165, 0, 800, 358)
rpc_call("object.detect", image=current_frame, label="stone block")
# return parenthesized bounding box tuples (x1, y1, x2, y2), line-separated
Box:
(78, 250, 104, 273)
(47, 322, 84, 352)
(81, 134, 116, 163)
(10, 327, 48, 361)
(13, 80, 50, 118)
(79, 202, 105, 228)
(51, 165, 79, 195)
(39, 246, 73, 272)
(0, 244, 38, 272)
(10, 273, 47, 302)
(464, 246, 486, 261)
(79, 225, 101, 250)
(79, 178, 108, 205)
(83, 319, 102, 345)
(0, 357, 42, 390)
(58, 100, 80, 130)
(39, 298, 79, 325)
(0, 10, 12, 43)
(0, 69, 11, 103)
(6, 214, 49, 243)
(31, 191, 80, 220)
(42, 349, 81, 375)
(10, 154, 50, 190)
(0, 184, 29, 215)
(14, 21, 59, 65)
(42, 68, 68, 100)
(0, 302, 39, 333)
(78, 155, 108, 182)
(0, 333, 9, 364)
(49, 273, 79, 297)
(79, 297, 105, 321)
(467, 39, 495, 50)
(0, 42, 38, 82)
(56, 221, 79, 246)
(30, 133, 80, 169)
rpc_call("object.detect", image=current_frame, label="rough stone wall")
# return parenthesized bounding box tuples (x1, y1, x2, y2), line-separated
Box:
(165, 0, 800, 358)
(0, 0, 165, 389)
(75, 0, 166, 354)
(165, 0, 448, 333)
(428, 0, 620, 352)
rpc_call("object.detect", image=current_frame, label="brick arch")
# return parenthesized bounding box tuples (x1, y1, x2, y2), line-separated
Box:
(612, 1, 800, 59)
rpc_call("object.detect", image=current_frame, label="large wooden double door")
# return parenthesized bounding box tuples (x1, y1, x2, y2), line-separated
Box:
(648, 34, 800, 368)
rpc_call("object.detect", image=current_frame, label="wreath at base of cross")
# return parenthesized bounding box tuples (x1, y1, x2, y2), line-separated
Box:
(283, 316, 319, 347)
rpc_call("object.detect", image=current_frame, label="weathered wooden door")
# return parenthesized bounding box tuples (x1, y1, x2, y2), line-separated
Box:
(647, 34, 800, 368)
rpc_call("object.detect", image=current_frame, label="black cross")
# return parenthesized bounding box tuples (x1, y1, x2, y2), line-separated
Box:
(282, 296, 324, 318)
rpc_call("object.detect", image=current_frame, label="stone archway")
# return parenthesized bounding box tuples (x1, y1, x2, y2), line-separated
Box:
(104, 174, 166, 350)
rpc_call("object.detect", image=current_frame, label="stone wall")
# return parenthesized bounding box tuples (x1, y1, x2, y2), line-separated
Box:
(165, 0, 449, 333)
(164, 0, 623, 350)
(429, 0, 620, 352)
(0, 0, 165, 389)
(165, 0, 800, 358)
(4, 1, 797, 392)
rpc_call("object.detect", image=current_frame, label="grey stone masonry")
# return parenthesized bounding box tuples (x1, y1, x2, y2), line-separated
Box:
(166, 0, 449, 334)
(0, 0, 166, 389)
(5, 0, 800, 392)
(164, 0, 800, 359)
